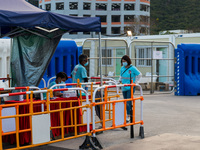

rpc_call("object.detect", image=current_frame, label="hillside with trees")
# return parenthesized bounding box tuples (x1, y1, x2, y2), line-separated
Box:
(150, 0, 200, 34)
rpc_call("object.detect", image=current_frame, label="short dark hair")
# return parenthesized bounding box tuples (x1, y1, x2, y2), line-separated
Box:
(121, 55, 132, 66)
(79, 54, 88, 63)
(56, 72, 68, 80)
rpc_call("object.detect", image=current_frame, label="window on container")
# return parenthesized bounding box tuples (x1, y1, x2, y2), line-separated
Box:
(137, 48, 145, 66)
(112, 15, 120, 22)
(136, 48, 151, 67)
(83, 2, 91, 10)
(124, 15, 135, 22)
(96, 15, 107, 22)
(96, 3, 107, 11)
(140, 4, 148, 11)
(111, 27, 120, 34)
(102, 49, 112, 65)
(45, 4, 51, 11)
(111, 3, 120, 11)
(56, 2, 64, 10)
(101, 27, 107, 35)
(70, 2, 78, 10)
(146, 48, 152, 66)
(124, 3, 134, 10)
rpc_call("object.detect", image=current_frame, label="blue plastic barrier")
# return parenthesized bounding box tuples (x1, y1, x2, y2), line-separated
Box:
(175, 44, 200, 96)
(38, 40, 82, 88)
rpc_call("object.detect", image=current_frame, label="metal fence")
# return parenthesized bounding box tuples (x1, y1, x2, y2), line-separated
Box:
(81, 39, 175, 94)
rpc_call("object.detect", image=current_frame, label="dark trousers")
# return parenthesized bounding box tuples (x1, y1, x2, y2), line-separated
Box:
(122, 87, 135, 116)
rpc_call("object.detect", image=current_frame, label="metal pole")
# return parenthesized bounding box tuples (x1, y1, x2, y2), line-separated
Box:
(99, 32, 102, 86)
(10, 38, 13, 87)
(98, 33, 104, 132)
(150, 42, 154, 94)
(130, 74, 134, 138)
(105, 40, 107, 76)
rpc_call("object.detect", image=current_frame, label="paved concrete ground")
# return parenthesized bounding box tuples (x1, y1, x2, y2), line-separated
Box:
(48, 93, 200, 150)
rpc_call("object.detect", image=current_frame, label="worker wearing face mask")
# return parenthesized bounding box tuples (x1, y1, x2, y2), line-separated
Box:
(71, 54, 89, 85)
(48, 72, 68, 97)
(119, 55, 142, 122)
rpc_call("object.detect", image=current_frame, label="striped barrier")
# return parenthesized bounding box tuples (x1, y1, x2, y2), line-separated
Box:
(80, 82, 144, 149)
(50, 80, 120, 117)
(0, 86, 43, 102)
(0, 83, 144, 150)
(0, 87, 91, 150)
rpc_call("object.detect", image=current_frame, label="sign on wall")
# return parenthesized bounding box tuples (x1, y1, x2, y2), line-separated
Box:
(153, 51, 163, 59)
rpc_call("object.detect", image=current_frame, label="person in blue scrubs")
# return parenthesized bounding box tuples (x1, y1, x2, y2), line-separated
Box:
(48, 72, 68, 97)
(119, 55, 142, 122)
(71, 54, 88, 84)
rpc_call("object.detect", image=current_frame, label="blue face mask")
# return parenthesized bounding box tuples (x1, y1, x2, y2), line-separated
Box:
(84, 62, 89, 66)
(122, 62, 128, 67)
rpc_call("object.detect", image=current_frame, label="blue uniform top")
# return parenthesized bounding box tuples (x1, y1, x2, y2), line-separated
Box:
(48, 81, 58, 89)
(71, 64, 87, 83)
(120, 65, 140, 91)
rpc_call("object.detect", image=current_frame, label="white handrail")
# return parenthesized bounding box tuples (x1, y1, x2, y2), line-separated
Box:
(41, 78, 46, 88)
(47, 76, 56, 88)
(0, 86, 43, 100)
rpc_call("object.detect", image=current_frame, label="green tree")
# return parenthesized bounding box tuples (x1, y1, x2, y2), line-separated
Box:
(150, 0, 200, 34)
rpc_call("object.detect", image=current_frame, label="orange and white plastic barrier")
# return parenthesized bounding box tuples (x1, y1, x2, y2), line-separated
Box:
(92, 83, 143, 133)
(80, 83, 144, 149)
(0, 87, 91, 150)
(0, 81, 144, 150)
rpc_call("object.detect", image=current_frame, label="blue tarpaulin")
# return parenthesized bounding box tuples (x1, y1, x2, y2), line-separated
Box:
(0, 0, 101, 86)
(0, 0, 101, 36)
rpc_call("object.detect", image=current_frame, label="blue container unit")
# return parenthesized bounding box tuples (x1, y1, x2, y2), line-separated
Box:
(175, 44, 200, 96)
(38, 40, 82, 88)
